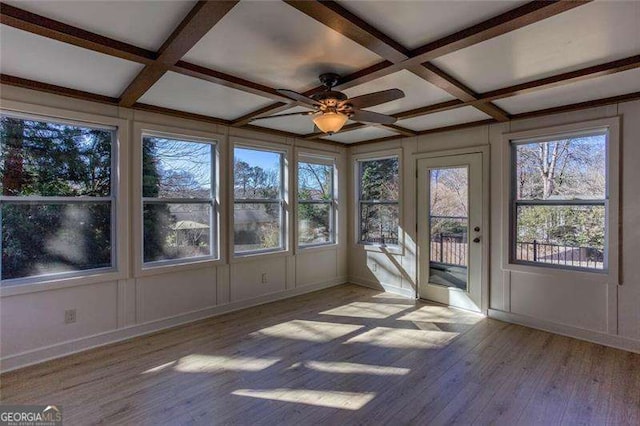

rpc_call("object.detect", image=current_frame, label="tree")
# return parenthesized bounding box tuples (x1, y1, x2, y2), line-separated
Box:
(429, 168, 468, 240)
(1, 117, 112, 279)
(360, 158, 399, 243)
(233, 158, 283, 250)
(298, 163, 332, 243)
(142, 138, 173, 262)
(515, 135, 606, 251)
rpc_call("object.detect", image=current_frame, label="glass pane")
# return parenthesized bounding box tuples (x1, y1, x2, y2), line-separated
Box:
(299, 203, 332, 245)
(515, 204, 605, 270)
(2, 202, 112, 280)
(429, 167, 468, 290)
(0, 115, 112, 197)
(359, 157, 399, 201)
(515, 133, 606, 201)
(360, 204, 399, 245)
(234, 202, 282, 253)
(143, 203, 212, 263)
(298, 162, 332, 201)
(142, 136, 212, 198)
(234, 147, 282, 199)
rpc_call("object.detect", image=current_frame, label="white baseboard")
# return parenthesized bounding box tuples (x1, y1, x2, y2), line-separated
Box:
(488, 309, 640, 354)
(349, 276, 416, 299)
(1, 277, 347, 373)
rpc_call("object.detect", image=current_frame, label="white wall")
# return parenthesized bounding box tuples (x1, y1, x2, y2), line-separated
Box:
(2, 84, 638, 372)
(348, 100, 640, 352)
(0, 85, 348, 371)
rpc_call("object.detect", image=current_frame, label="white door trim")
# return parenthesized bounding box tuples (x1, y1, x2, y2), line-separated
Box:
(414, 146, 490, 314)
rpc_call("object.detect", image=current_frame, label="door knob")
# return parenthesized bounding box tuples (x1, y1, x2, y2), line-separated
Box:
(474, 226, 480, 232)
(473, 237, 481, 243)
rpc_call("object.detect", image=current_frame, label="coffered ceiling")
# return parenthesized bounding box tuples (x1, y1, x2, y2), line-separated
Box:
(1, 0, 639, 145)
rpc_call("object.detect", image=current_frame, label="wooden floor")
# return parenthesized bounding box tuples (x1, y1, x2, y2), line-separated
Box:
(1, 284, 639, 425)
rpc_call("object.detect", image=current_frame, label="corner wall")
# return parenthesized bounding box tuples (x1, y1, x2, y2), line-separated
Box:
(0, 85, 348, 371)
(347, 100, 640, 352)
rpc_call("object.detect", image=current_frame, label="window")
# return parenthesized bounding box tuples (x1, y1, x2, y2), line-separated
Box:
(0, 113, 115, 281)
(234, 146, 285, 255)
(142, 134, 217, 264)
(298, 157, 335, 246)
(511, 131, 608, 270)
(357, 156, 399, 245)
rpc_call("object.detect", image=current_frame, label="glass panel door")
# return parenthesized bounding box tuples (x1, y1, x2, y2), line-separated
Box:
(429, 167, 469, 290)
(417, 153, 484, 312)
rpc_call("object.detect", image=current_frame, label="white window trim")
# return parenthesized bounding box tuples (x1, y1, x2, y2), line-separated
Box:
(295, 149, 339, 251)
(230, 137, 292, 262)
(0, 101, 129, 296)
(132, 122, 225, 278)
(352, 148, 403, 254)
(501, 117, 620, 283)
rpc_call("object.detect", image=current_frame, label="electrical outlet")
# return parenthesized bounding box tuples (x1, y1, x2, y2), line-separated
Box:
(64, 309, 76, 324)
(372, 263, 378, 272)
(261, 273, 268, 284)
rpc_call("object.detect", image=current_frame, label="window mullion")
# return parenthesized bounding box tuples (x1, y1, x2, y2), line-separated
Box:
(143, 197, 212, 204)
(0, 196, 113, 203)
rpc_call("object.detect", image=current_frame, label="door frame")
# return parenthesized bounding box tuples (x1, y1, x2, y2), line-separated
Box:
(413, 145, 491, 314)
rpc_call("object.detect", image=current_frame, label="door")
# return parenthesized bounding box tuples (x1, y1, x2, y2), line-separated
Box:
(417, 153, 483, 312)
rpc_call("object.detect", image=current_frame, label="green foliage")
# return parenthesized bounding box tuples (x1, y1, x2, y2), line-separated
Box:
(359, 158, 399, 243)
(1, 117, 111, 196)
(1, 116, 113, 279)
(360, 158, 398, 201)
(514, 135, 607, 252)
(517, 205, 605, 248)
(297, 162, 332, 244)
(142, 139, 174, 262)
(298, 203, 331, 244)
(233, 151, 283, 251)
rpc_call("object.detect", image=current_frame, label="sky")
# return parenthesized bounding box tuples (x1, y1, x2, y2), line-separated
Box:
(234, 147, 281, 172)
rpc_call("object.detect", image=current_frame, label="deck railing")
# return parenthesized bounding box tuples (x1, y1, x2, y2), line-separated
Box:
(515, 240, 604, 269)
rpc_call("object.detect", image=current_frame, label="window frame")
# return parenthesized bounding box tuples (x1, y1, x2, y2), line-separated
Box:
(296, 152, 337, 249)
(502, 117, 620, 280)
(232, 139, 289, 259)
(0, 105, 128, 292)
(132, 123, 224, 278)
(354, 152, 402, 249)
(140, 130, 220, 269)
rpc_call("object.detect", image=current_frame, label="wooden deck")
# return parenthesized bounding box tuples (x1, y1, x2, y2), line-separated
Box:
(1, 284, 639, 425)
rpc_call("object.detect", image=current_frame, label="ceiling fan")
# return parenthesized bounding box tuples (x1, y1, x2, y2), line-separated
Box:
(252, 73, 405, 134)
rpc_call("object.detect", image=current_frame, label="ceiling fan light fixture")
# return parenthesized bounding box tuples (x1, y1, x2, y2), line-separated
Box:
(313, 111, 348, 134)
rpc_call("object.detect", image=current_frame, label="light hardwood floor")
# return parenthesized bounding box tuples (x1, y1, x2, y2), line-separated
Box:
(1, 284, 639, 425)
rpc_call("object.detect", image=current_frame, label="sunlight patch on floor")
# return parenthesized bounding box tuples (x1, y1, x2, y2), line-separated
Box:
(142, 361, 177, 374)
(320, 302, 412, 319)
(397, 306, 483, 325)
(292, 360, 410, 376)
(369, 292, 411, 300)
(170, 354, 280, 373)
(251, 320, 363, 342)
(344, 326, 458, 349)
(232, 388, 376, 410)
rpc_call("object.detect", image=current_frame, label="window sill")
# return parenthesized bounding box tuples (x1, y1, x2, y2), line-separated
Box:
(297, 242, 339, 253)
(0, 269, 125, 297)
(137, 257, 222, 278)
(231, 248, 291, 263)
(355, 242, 404, 256)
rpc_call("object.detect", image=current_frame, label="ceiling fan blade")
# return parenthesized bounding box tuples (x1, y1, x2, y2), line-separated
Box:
(346, 89, 405, 109)
(276, 89, 322, 107)
(251, 111, 312, 121)
(350, 109, 397, 125)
